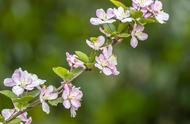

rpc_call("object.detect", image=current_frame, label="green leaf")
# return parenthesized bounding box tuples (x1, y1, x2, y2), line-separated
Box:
(139, 18, 156, 25)
(14, 102, 29, 111)
(13, 96, 33, 103)
(110, 0, 128, 9)
(70, 68, 83, 76)
(53, 67, 69, 80)
(13, 90, 39, 103)
(75, 51, 89, 63)
(7, 118, 21, 124)
(130, 9, 143, 19)
(89, 50, 96, 63)
(48, 97, 63, 106)
(0, 90, 17, 99)
(25, 89, 40, 98)
(0, 114, 4, 122)
(90, 37, 97, 42)
(65, 68, 83, 80)
(117, 23, 128, 33)
(103, 23, 116, 34)
(117, 33, 130, 38)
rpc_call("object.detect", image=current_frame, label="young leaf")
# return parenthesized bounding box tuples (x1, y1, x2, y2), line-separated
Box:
(0, 90, 17, 99)
(75, 51, 89, 63)
(117, 33, 130, 38)
(130, 9, 143, 19)
(117, 23, 128, 33)
(53, 67, 69, 80)
(14, 102, 29, 111)
(70, 68, 83, 76)
(25, 89, 40, 98)
(103, 23, 116, 34)
(65, 68, 83, 80)
(0, 114, 4, 122)
(89, 50, 96, 63)
(139, 18, 156, 25)
(13, 96, 34, 103)
(110, 0, 128, 9)
(48, 97, 63, 106)
(7, 118, 21, 124)
(13, 90, 40, 103)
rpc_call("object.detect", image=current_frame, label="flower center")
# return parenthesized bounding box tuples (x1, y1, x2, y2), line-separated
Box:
(68, 94, 75, 99)
(20, 80, 28, 87)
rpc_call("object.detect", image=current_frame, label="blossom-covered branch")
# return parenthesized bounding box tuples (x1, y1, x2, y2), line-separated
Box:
(0, 0, 169, 123)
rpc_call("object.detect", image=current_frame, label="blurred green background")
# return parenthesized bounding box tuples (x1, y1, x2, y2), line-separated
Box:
(0, 0, 190, 124)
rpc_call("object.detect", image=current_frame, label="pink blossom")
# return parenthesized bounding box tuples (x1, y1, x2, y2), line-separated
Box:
(95, 45, 119, 76)
(150, 0, 169, 24)
(113, 7, 133, 23)
(4, 68, 46, 96)
(130, 24, 148, 48)
(18, 112, 32, 124)
(90, 8, 116, 25)
(132, 0, 154, 8)
(132, 0, 169, 24)
(1, 109, 32, 124)
(66, 52, 85, 68)
(39, 85, 58, 114)
(86, 36, 105, 50)
(62, 84, 83, 118)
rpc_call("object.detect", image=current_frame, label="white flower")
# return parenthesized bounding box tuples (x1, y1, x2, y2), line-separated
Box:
(130, 24, 148, 48)
(62, 84, 83, 118)
(86, 36, 105, 50)
(155, 11, 169, 24)
(66, 52, 85, 68)
(95, 45, 119, 76)
(39, 85, 58, 114)
(90, 8, 116, 25)
(132, 0, 154, 8)
(4, 68, 46, 96)
(113, 7, 133, 23)
(1, 109, 32, 124)
(151, 0, 169, 24)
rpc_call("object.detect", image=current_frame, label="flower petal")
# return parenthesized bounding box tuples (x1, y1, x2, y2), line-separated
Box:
(90, 18, 103, 25)
(63, 100, 71, 109)
(71, 99, 81, 108)
(12, 86, 24, 96)
(102, 67, 112, 76)
(1, 109, 15, 120)
(137, 32, 148, 41)
(42, 102, 50, 114)
(70, 107, 77, 118)
(155, 11, 169, 24)
(96, 9, 106, 19)
(130, 36, 138, 48)
(97, 36, 105, 47)
(86, 40, 95, 49)
(3, 78, 15, 87)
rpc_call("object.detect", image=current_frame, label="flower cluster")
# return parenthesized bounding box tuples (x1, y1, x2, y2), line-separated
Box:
(95, 45, 119, 76)
(90, 0, 169, 48)
(0, 109, 32, 124)
(132, 0, 169, 24)
(0, 0, 169, 123)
